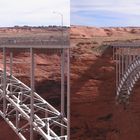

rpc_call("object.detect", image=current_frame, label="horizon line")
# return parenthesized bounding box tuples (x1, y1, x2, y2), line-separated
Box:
(71, 24, 140, 28)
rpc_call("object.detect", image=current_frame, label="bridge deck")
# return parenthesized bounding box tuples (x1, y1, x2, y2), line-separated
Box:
(106, 40, 140, 48)
(0, 41, 69, 49)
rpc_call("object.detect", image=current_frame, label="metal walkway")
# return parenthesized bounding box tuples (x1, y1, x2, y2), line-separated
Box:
(0, 39, 70, 140)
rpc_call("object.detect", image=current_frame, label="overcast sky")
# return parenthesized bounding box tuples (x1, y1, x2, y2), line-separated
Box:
(71, 0, 140, 27)
(0, 0, 70, 27)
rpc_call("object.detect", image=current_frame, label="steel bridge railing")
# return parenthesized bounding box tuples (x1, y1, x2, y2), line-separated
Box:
(110, 41, 140, 106)
(116, 58, 140, 104)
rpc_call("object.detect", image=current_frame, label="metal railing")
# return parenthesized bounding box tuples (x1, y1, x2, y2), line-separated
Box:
(110, 41, 140, 106)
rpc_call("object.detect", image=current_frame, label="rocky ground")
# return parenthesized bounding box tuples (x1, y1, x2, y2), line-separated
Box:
(71, 26, 140, 140)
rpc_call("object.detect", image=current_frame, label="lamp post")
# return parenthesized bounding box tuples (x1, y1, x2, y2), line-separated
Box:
(53, 11, 64, 43)
(53, 11, 66, 138)
(53, 11, 70, 140)
(53, 11, 65, 115)
(53, 11, 63, 28)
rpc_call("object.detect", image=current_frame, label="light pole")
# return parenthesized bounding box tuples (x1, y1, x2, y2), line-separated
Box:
(53, 11, 63, 28)
(53, 11, 65, 115)
(53, 11, 66, 139)
(53, 11, 64, 44)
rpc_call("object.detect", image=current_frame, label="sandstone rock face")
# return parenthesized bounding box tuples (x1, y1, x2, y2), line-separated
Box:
(0, 26, 140, 140)
(71, 26, 140, 140)
(71, 26, 140, 39)
(71, 26, 108, 38)
(71, 46, 140, 140)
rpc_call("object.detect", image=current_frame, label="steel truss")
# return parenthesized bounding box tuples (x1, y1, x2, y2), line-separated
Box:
(0, 46, 70, 140)
(111, 42, 140, 105)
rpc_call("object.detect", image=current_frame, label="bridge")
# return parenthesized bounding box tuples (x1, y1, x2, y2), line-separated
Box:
(110, 41, 140, 106)
(0, 39, 70, 140)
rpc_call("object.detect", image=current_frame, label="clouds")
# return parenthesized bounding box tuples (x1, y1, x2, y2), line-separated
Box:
(0, 0, 70, 27)
(1, 0, 140, 27)
(71, 0, 140, 26)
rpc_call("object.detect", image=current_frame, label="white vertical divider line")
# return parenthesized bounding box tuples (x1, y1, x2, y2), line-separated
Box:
(3, 47, 6, 115)
(61, 48, 65, 137)
(30, 47, 34, 140)
(67, 48, 70, 140)
(61, 48, 65, 116)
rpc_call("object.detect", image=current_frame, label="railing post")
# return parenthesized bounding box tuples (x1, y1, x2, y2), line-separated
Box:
(10, 50, 13, 77)
(115, 46, 118, 93)
(3, 47, 6, 115)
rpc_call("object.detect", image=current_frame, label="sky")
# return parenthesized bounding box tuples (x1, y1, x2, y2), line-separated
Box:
(71, 0, 140, 27)
(0, 0, 70, 27)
